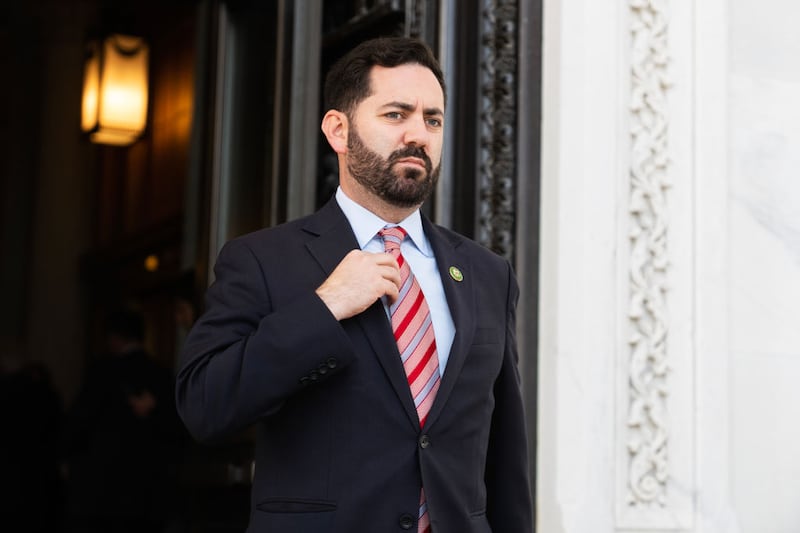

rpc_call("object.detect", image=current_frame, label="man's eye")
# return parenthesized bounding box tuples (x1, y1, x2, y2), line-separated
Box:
(426, 118, 442, 128)
(385, 112, 402, 120)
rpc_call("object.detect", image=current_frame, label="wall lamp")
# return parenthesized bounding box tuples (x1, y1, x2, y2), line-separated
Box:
(81, 34, 149, 146)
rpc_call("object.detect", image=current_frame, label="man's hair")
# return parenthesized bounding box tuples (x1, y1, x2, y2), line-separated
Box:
(323, 37, 446, 117)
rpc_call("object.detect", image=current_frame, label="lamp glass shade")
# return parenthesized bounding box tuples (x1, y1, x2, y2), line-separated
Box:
(80, 43, 100, 132)
(81, 34, 149, 146)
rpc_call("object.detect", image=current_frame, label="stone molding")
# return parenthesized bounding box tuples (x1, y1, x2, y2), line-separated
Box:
(622, 0, 674, 522)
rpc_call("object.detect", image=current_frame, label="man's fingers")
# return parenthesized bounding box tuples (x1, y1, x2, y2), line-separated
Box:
(378, 263, 402, 288)
(316, 250, 402, 320)
(383, 279, 400, 305)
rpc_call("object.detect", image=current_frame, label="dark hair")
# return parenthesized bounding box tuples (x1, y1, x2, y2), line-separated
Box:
(323, 37, 446, 117)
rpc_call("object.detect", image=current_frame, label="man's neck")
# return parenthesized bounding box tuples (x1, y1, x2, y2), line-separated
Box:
(340, 181, 420, 224)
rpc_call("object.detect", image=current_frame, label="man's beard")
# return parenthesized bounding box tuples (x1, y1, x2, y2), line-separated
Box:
(346, 127, 440, 209)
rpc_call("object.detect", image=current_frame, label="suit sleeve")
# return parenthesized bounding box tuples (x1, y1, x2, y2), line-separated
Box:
(485, 261, 534, 532)
(175, 238, 356, 443)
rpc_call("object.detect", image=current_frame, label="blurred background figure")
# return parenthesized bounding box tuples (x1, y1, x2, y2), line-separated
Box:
(0, 343, 63, 533)
(60, 307, 184, 533)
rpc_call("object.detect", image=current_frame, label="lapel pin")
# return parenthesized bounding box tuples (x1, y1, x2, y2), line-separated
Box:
(449, 266, 464, 282)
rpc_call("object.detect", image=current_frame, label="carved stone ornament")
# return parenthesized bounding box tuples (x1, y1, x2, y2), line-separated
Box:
(626, 0, 672, 510)
(477, 0, 518, 260)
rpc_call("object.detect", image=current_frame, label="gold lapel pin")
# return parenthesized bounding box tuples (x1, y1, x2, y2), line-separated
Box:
(449, 266, 464, 282)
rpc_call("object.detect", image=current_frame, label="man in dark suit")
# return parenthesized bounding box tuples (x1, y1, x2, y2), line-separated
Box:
(176, 37, 532, 532)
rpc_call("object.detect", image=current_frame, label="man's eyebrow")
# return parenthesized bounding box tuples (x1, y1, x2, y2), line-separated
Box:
(380, 101, 444, 116)
(380, 101, 415, 112)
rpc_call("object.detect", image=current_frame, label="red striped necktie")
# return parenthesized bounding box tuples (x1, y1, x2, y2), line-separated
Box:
(379, 226, 440, 533)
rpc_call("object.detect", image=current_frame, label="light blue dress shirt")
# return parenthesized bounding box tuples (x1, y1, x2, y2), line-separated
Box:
(335, 187, 455, 371)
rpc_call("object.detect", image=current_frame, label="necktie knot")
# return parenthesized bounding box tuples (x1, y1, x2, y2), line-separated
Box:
(379, 226, 407, 256)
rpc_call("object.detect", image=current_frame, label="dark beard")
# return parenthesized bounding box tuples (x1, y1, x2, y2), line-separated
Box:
(346, 127, 440, 208)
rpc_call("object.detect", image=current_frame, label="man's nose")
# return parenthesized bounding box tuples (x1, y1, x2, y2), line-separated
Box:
(403, 115, 430, 147)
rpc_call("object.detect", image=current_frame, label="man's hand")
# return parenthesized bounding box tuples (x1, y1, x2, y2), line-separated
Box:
(316, 249, 401, 320)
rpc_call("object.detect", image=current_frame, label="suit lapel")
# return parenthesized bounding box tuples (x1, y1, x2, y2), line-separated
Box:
(354, 301, 421, 430)
(303, 199, 421, 430)
(421, 219, 476, 430)
(302, 199, 359, 274)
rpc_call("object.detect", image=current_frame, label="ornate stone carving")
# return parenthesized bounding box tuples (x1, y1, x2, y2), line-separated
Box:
(477, 0, 518, 260)
(626, 0, 672, 510)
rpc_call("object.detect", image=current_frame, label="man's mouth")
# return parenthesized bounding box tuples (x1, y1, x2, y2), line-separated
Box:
(396, 157, 427, 169)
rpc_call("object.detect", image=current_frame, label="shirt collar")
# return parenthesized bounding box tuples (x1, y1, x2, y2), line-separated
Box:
(335, 187, 433, 257)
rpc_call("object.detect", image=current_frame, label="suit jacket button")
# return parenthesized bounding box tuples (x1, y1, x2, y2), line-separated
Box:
(309, 370, 320, 382)
(317, 363, 329, 375)
(299, 376, 310, 386)
(398, 513, 414, 530)
(419, 434, 430, 449)
(326, 357, 338, 369)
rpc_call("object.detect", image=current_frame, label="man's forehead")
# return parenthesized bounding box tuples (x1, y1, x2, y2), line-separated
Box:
(367, 64, 444, 104)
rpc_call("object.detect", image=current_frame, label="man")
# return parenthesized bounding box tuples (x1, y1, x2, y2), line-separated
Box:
(176, 37, 532, 532)
(62, 308, 183, 533)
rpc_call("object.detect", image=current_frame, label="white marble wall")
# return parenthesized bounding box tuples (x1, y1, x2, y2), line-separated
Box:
(728, 1, 800, 532)
(536, 0, 800, 531)
(537, 0, 622, 530)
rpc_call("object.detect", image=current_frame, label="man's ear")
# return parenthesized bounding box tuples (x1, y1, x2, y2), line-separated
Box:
(321, 110, 349, 154)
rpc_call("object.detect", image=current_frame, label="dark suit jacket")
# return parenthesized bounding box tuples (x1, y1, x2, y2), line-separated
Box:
(176, 198, 532, 532)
